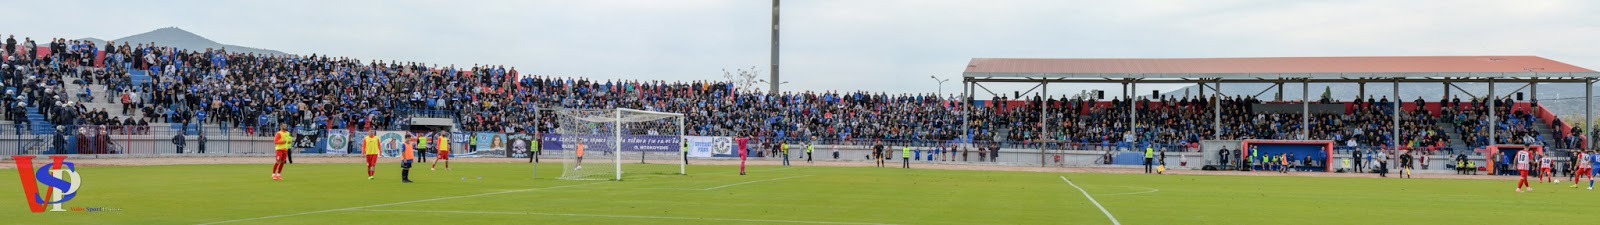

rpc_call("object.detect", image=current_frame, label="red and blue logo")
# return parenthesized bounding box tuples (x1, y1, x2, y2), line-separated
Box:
(12, 155, 80, 213)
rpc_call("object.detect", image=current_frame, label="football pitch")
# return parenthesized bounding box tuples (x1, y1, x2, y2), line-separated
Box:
(3, 160, 1597, 225)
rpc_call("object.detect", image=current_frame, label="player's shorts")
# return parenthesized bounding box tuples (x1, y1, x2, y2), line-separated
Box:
(1582, 168, 1594, 176)
(366, 154, 379, 164)
(437, 150, 450, 160)
(275, 150, 288, 161)
(401, 159, 413, 168)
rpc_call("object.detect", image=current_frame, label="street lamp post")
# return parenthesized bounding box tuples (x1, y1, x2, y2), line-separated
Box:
(757, 80, 790, 93)
(930, 76, 950, 97)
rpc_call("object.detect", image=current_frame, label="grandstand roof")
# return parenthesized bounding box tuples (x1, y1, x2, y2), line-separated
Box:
(963, 56, 1600, 83)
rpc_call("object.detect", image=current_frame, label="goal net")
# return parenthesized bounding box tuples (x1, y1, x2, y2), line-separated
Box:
(551, 108, 685, 181)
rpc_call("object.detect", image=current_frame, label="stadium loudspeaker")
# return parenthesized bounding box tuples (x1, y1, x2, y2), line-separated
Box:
(1152, 90, 1161, 99)
(1097, 90, 1105, 99)
(1517, 92, 1524, 101)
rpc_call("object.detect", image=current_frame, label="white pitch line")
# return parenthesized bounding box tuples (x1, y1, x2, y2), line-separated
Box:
(1060, 176, 1121, 225)
(1095, 186, 1160, 197)
(196, 182, 608, 225)
(356, 209, 897, 225)
(700, 175, 812, 190)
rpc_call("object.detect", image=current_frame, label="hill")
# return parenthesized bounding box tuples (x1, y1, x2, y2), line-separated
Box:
(77, 27, 287, 56)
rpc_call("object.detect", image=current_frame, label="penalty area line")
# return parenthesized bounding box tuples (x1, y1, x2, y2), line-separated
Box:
(1060, 176, 1121, 225)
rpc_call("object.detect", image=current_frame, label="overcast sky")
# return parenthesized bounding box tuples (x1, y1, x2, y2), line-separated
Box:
(3, 0, 1596, 98)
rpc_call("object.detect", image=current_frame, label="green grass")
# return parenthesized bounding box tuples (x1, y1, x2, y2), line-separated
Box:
(1, 160, 1596, 225)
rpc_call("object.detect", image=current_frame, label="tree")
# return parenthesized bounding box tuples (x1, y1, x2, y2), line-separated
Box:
(723, 67, 763, 93)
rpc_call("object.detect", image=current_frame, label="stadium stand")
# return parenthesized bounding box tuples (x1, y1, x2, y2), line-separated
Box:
(0, 34, 1581, 155)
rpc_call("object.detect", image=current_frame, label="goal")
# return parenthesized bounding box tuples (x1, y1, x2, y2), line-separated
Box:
(550, 108, 685, 180)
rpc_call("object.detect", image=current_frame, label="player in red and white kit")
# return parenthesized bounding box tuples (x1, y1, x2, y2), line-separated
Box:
(1515, 147, 1531, 192)
(736, 135, 750, 175)
(1538, 153, 1553, 183)
(1574, 150, 1593, 189)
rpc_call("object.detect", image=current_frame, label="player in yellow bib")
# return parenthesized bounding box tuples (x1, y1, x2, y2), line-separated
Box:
(271, 126, 293, 180)
(432, 133, 451, 170)
(363, 129, 380, 179)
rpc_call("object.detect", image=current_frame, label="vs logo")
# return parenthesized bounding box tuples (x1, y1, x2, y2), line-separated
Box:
(12, 155, 81, 213)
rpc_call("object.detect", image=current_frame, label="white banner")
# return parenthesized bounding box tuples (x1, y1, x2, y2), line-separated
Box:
(325, 129, 350, 154)
(685, 136, 732, 158)
(379, 131, 406, 157)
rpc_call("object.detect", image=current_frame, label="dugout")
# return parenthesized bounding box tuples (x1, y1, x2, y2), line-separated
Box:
(1238, 140, 1334, 172)
(1477, 144, 1544, 175)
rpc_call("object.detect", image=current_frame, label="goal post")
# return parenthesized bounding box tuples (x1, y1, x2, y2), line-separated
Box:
(551, 108, 684, 181)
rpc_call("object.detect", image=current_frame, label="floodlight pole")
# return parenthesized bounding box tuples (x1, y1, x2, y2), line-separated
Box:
(769, 0, 781, 95)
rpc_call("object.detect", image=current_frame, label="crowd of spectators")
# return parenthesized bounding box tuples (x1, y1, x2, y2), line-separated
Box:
(0, 33, 1582, 153)
(1445, 95, 1550, 149)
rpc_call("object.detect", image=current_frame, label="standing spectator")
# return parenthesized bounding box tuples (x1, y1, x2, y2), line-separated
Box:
(1353, 149, 1364, 173)
(198, 133, 208, 154)
(989, 144, 1000, 162)
(172, 133, 185, 154)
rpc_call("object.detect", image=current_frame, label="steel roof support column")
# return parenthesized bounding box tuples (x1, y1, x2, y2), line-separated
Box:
(1303, 80, 1310, 140)
(961, 81, 970, 144)
(1359, 82, 1366, 102)
(1214, 80, 1222, 140)
(1040, 82, 1048, 167)
(1586, 79, 1593, 149)
(1444, 82, 1451, 107)
(1276, 81, 1285, 101)
(1489, 78, 1496, 147)
(1131, 81, 1138, 149)
(1392, 80, 1400, 152)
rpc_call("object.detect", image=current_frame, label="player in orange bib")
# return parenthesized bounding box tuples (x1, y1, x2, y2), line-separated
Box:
(363, 128, 380, 179)
(432, 132, 451, 170)
(574, 143, 587, 170)
(400, 134, 416, 183)
(271, 126, 293, 180)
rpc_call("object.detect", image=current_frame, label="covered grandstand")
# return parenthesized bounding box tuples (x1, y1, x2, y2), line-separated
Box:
(960, 56, 1600, 168)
